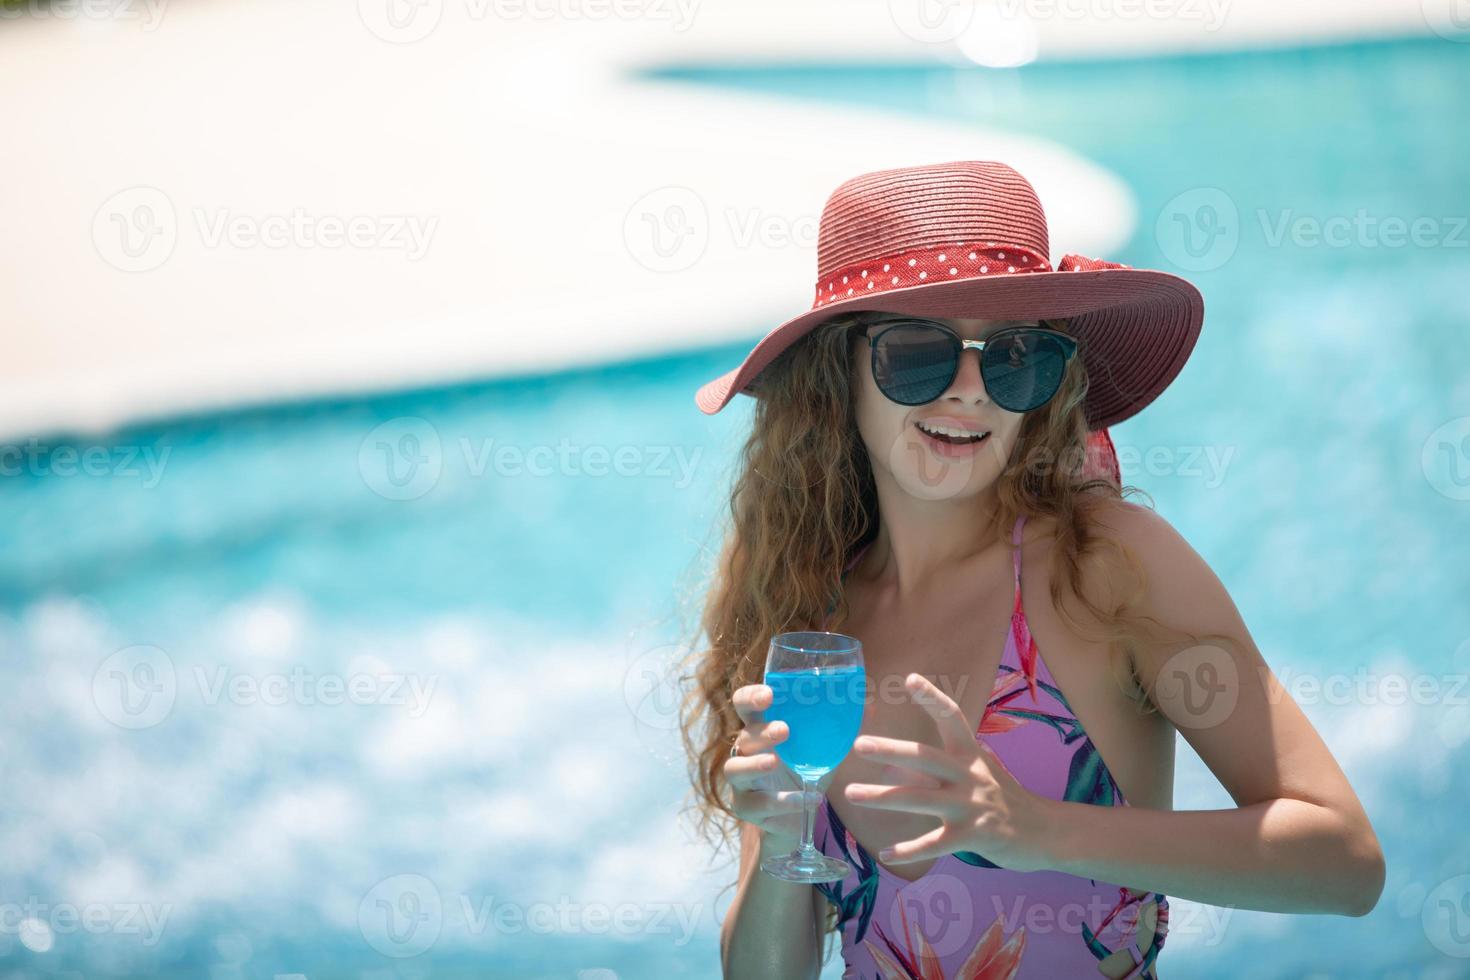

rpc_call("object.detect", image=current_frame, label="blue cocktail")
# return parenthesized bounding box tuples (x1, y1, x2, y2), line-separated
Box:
(763, 664, 867, 781)
(759, 631, 867, 883)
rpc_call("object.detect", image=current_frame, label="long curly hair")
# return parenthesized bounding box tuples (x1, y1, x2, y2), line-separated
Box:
(674, 309, 1208, 964)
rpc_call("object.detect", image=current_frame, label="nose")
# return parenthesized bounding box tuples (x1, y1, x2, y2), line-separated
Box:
(944, 340, 988, 404)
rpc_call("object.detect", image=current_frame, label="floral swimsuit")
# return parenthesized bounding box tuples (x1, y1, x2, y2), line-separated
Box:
(813, 513, 1170, 979)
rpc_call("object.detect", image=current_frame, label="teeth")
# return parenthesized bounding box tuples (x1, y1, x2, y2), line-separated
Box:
(917, 421, 988, 439)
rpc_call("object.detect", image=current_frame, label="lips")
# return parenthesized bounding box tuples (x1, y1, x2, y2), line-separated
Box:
(914, 417, 990, 443)
(914, 421, 991, 456)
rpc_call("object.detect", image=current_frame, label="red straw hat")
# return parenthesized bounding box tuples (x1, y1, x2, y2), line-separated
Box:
(693, 160, 1204, 432)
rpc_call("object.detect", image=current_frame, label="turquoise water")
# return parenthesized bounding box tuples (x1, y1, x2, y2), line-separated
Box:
(2, 35, 1468, 980)
(764, 666, 868, 779)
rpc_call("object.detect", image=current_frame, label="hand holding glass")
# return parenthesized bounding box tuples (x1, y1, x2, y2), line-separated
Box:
(759, 631, 867, 883)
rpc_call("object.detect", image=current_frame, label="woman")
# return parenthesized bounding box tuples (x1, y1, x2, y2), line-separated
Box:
(681, 161, 1385, 979)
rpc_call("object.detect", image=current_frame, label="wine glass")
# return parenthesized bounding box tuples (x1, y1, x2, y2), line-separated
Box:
(760, 630, 867, 883)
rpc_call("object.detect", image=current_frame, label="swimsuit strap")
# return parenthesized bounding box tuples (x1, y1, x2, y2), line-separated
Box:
(1011, 512, 1027, 594)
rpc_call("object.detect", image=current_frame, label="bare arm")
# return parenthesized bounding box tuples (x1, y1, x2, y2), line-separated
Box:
(720, 820, 825, 979)
(719, 683, 831, 979)
(1042, 501, 1385, 916)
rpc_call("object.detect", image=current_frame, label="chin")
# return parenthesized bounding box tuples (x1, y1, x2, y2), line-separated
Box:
(881, 426, 1004, 501)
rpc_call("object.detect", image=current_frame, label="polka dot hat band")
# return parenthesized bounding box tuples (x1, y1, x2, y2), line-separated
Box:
(693, 160, 1206, 433)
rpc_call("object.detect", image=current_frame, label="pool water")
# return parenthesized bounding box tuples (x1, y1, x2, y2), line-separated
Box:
(2, 34, 1468, 980)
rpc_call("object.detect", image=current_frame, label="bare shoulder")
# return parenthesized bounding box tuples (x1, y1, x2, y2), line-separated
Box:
(1081, 496, 1233, 630)
(1019, 497, 1195, 618)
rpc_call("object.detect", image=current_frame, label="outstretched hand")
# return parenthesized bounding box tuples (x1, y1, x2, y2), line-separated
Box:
(842, 671, 1060, 873)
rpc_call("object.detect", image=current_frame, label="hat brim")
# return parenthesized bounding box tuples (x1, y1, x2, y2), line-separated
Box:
(694, 267, 1203, 430)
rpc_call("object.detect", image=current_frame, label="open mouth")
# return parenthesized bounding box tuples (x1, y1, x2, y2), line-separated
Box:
(915, 421, 990, 448)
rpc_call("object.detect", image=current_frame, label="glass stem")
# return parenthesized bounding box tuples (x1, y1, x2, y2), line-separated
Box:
(798, 775, 819, 853)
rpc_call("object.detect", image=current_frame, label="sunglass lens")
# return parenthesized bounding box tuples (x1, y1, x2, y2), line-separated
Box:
(872, 323, 956, 404)
(981, 330, 1070, 412)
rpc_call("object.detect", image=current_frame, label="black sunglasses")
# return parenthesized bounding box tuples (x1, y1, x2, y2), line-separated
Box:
(862, 317, 1079, 412)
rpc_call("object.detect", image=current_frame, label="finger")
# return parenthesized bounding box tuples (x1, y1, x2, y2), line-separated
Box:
(842, 781, 951, 816)
(731, 683, 773, 725)
(877, 824, 952, 866)
(744, 718, 790, 749)
(852, 734, 963, 782)
(879, 764, 945, 792)
(729, 720, 789, 767)
(723, 753, 784, 790)
(901, 672, 972, 752)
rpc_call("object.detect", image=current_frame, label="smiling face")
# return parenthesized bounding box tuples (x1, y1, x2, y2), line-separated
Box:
(850, 314, 1040, 503)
